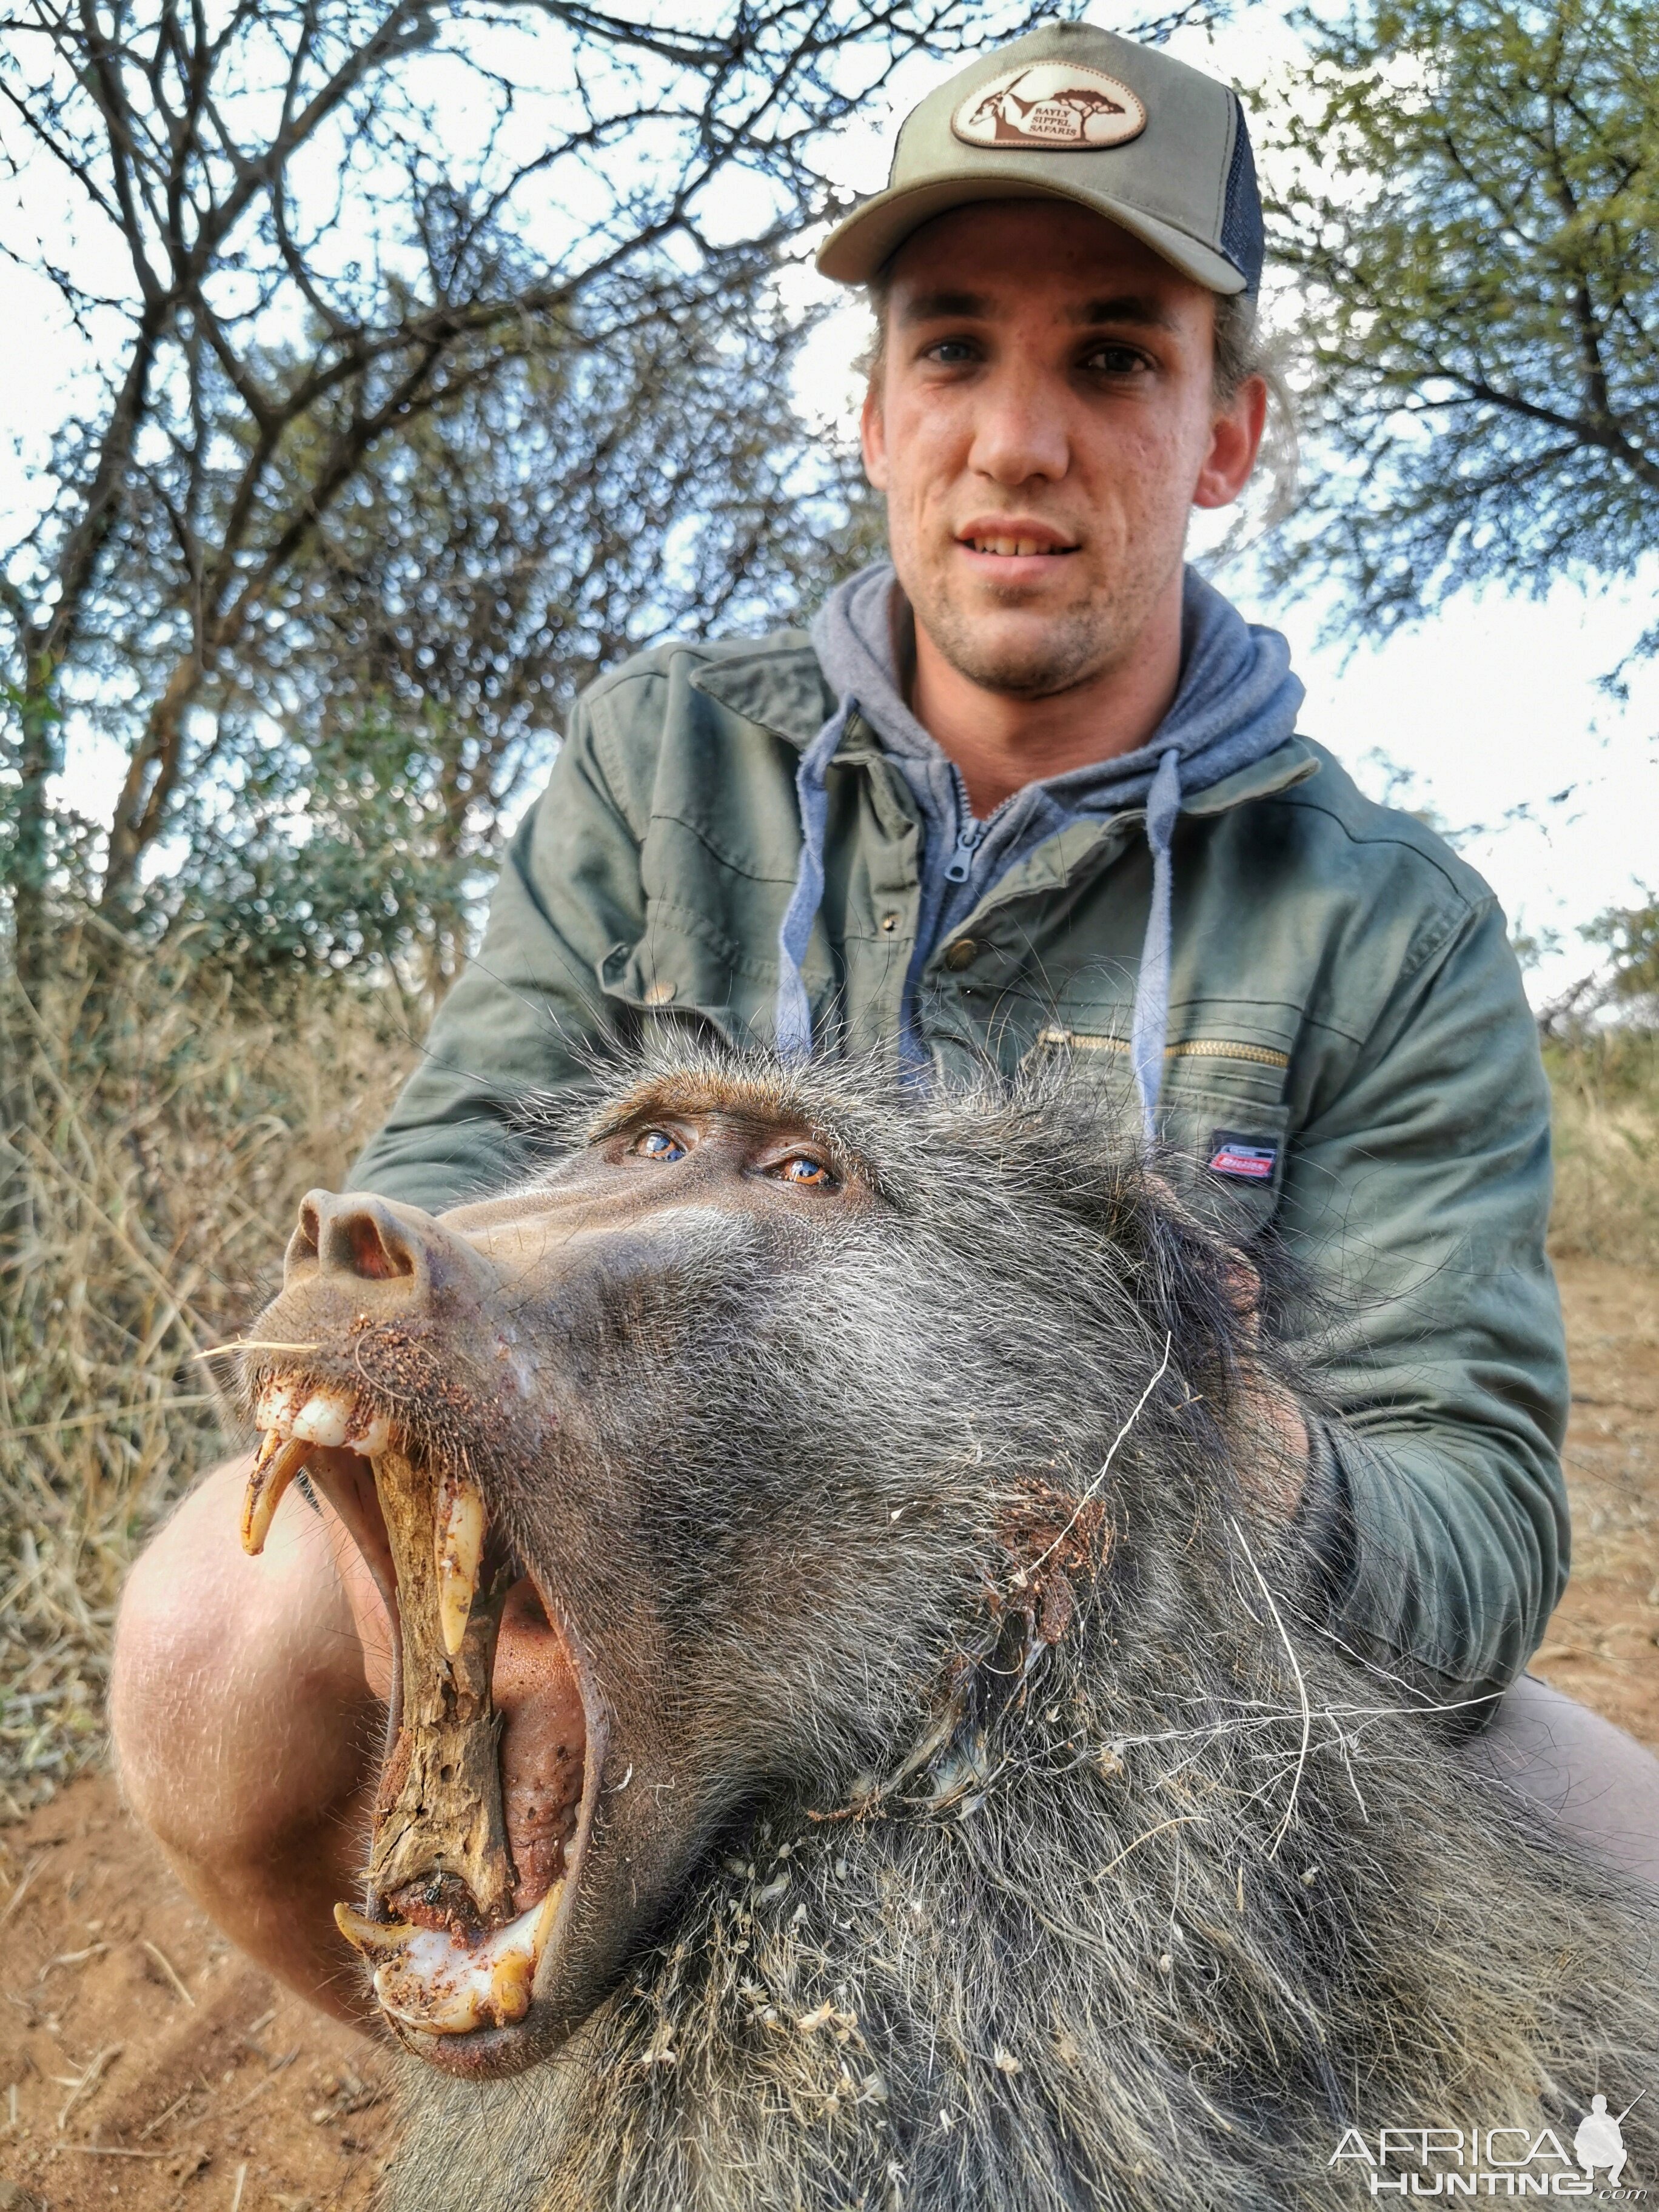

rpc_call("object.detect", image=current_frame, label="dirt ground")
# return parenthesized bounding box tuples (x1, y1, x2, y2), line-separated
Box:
(0, 1257, 1655, 2212)
(0, 1783, 395, 2212)
(1532, 1258, 1659, 1746)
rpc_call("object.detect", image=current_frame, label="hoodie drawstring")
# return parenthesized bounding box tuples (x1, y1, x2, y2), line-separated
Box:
(777, 702, 1183, 1137)
(1130, 746, 1183, 1138)
(774, 699, 853, 1061)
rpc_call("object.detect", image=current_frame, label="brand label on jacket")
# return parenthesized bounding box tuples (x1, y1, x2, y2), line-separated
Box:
(1207, 1131, 1279, 1182)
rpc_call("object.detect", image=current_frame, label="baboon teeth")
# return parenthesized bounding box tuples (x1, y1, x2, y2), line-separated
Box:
(336, 1879, 566, 2037)
(253, 1378, 298, 1434)
(243, 1377, 397, 1553)
(435, 1470, 488, 1658)
(240, 1433, 313, 1555)
(250, 1376, 392, 1458)
(333, 1901, 421, 1954)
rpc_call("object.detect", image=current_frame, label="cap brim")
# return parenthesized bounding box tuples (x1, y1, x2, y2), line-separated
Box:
(816, 173, 1244, 295)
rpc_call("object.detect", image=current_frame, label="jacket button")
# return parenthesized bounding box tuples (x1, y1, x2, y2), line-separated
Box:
(643, 979, 677, 1005)
(880, 913, 899, 933)
(943, 938, 978, 971)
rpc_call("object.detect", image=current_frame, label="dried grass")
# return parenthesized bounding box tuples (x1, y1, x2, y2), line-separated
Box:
(1546, 1029, 1659, 1268)
(0, 951, 417, 1817)
(1, 964, 1655, 1823)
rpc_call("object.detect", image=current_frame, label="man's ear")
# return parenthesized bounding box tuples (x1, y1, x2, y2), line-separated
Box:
(860, 377, 890, 492)
(1191, 374, 1267, 511)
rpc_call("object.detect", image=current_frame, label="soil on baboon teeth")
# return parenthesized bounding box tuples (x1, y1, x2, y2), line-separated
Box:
(0, 1258, 1654, 2212)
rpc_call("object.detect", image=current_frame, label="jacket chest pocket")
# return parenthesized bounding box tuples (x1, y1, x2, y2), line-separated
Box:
(1154, 1090, 1292, 1242)
(1022, 1025, 1292, 1240)
(600, 923, 757, 1046)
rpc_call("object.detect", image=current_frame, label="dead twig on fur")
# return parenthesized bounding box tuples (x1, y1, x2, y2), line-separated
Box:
(191, 1341, 320, 1360)
(1230, 1518, 1312, 1857)
(1013, 1335, 1173, 1590)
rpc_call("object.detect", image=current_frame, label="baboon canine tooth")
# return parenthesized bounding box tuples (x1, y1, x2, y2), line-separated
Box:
(334, 1901, 420, 1956)
(435, 1471, 488, 1657)
(240, 1433, 313, 1555)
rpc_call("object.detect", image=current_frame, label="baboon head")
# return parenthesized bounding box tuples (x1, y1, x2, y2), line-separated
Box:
(238, 1048, 1260, 2083)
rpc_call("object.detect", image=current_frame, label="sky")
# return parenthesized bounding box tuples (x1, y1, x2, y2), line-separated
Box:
(7, 2, 1654, 1007)
(783, 7, 1658, 1009)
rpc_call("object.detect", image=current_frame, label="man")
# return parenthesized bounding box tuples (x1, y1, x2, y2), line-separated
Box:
(112, 22, 1659, 2025)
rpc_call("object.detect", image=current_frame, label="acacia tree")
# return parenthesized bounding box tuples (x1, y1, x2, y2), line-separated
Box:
(0, 0, 1060, 987)
(168, 300, 883, 995)
(1259, 0, 1659, 654)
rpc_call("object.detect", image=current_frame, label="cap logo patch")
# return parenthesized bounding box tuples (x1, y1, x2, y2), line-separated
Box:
(952, 62, 1147, 153)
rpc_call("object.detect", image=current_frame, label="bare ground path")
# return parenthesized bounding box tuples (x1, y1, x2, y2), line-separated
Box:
(1, 1259, 1655, 2211)
(1532, 1258, 1659, 1746)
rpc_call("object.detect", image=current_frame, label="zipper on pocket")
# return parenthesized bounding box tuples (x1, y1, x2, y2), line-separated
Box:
(1033, 1026, 1290, 1070)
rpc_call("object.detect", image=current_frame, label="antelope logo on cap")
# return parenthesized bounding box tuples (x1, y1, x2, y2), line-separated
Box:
(952, 62, 1147, 152)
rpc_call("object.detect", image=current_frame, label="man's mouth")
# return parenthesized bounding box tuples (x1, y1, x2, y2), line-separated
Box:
(960, 536, 1077, 557)
(956, 521, 1079, 561)
(241, 1376, 594, 2059)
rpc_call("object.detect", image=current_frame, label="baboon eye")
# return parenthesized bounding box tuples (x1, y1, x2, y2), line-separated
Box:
(777, 1154, 834, 1189)
(632, 1128, 687, 1163)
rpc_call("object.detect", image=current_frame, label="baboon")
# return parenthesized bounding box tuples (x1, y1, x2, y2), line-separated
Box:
(236, 1048, 1659, 2211)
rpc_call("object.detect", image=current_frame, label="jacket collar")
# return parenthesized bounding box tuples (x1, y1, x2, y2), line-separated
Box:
(692, 638, 1320, 815)
(689, 637, 834, 746)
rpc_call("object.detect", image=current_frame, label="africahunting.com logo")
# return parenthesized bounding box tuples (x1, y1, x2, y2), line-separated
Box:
(1332, 2096, 1647, 2196)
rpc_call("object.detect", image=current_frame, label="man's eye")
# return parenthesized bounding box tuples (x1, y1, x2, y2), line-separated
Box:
(777, 1155, 834, 1188)
(632, 1129, 687, 1162)
(1084, 344, 1150, 375)
(923, 339, 978, 366)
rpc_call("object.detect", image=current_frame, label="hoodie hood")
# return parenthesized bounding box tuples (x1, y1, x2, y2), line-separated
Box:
(779, 563, 1304, 1127)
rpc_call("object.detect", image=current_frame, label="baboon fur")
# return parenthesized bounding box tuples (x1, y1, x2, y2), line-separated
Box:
(377, 1047, 1658, 2211)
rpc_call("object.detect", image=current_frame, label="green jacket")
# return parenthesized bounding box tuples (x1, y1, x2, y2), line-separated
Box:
(352, 628, 1569, 1710)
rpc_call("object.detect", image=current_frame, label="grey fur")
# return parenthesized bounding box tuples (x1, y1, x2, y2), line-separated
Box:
(374, 1045, 1658, 2211)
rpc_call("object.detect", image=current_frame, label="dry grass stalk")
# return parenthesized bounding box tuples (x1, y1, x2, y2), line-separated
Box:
(1546, 1028, 1659, 1267)
(1, 949, 417, 1817)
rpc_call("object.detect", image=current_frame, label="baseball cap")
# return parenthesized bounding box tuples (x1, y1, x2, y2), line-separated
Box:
(816, 19, 1263, 297)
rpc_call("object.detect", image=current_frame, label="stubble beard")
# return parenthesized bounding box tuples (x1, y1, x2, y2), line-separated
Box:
(905, 547, 1161, 702)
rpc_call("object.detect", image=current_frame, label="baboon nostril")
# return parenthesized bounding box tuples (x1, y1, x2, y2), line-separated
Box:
(346, 1211, 414, 1281)
(282, 1195, 327, 1283)
(306, 1196, 420, 1284)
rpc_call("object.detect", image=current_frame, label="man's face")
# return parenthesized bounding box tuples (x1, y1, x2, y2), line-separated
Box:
(861, 200, 1264, 700)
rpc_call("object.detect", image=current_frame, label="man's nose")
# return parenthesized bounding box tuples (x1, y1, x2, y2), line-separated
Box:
(284, 1188, 492, 1302)
(968, 363, 1071, 486)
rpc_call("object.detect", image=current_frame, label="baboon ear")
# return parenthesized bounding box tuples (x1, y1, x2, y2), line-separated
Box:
(1128, 1164, 1210, 1245)
(1222, 1253, 1264, 1342)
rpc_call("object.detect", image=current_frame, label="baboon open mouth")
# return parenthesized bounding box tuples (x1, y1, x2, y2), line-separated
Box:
(242, 1375, 596, 2058)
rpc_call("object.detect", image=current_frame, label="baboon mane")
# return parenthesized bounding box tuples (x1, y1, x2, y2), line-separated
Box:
(378, 1046, 1659, 2211)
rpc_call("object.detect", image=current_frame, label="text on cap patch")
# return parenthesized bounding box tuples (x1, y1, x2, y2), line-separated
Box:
(952, 63, 1147, 152)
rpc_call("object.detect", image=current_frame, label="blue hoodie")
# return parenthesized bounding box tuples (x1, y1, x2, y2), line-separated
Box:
(776, 562, 1305, 1130)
